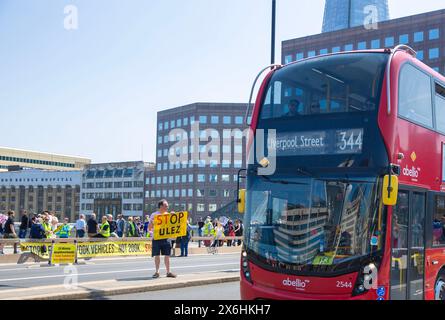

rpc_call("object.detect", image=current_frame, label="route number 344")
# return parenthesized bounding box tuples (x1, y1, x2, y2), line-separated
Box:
(338, 131, 363, 151)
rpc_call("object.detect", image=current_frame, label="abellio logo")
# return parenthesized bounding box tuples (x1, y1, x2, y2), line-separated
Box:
(282, 278, 310, 291)
(402, 166, 419, 178)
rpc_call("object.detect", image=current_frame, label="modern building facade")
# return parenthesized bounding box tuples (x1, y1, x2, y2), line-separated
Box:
(80, 162, 152, 218)
(0, 169, 81, 221)
(283, 9, 445, 75)
(0, 147, 91, 172)
(322, 0, 390, 33)
(145, 103, 249, 222)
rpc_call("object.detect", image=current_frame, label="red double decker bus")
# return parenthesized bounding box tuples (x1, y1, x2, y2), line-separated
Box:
(239, 45, 445, 300)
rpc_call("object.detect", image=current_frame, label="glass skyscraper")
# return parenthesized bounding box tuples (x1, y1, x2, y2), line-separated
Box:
(322, 0, 390, 33)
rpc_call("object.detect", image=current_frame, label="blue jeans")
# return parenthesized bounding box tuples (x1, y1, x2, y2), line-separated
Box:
(180, 239, 189, 256)
(19, 229, 27, 239)
(76, 230, 85, 238)
(117, 231, 123, 238)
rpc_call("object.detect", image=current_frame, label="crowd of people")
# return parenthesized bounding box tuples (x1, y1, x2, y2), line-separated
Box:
(0, 209, 243, 256)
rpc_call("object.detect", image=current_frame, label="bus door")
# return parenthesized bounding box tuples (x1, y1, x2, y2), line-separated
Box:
(390, 189, 426, 300)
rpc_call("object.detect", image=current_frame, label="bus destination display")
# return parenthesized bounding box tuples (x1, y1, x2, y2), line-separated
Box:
(267, 128, 363, 156)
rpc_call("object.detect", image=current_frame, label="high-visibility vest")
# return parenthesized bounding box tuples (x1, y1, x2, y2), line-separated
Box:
(203, 222, 215, 236)
(127, 222, 135, 237)
(100, 221, 110, 237)
(57, 224, 71, 238)
(42, 222, 52, 238)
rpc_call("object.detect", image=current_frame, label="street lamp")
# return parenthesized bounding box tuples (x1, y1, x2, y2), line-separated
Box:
(271, 0, 276, 65)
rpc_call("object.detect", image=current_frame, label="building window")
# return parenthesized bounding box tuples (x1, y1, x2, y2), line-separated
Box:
(209, 190, 217, 197)
(209, 204, 217, 212)
(222, 174, 230, 182)
(183, 117, 188, 126)
(209, 174, 218, 182)
(197, 189, 205, 197)
(385, 36, 394, 47)
(235, 116, 243, 125)
(429, 29, 440, 40)
(284, 55, 293, 64)
(211, 116, 219, 124)
(223, 116, 231, 124)
(371, 39, 380, 49)
(158, 123, 163, 131)
(223, 190, 230, 198)
(164, 121, 169, 130)
(199, 116, 207, 124)
(188, 174, 193, 182)
(177, 119, 182, 127)
(319, 48, 328, 55)
(344, 44, 353, 51)
(429, 48, 440, 60)
(197, 204, 205, 212)
(414, 31, 424, 42)
(357, 41, 366, 50)
(399, 34, 409, 45)
(170, 120, 175, 129)
(197, 174, 205, 182)
(234, 160, 243, 168)
(332, 46, 340, 53)
(308, 50, 316, 57)
(417, 50, 424, 61)
(296, 52, 304, 60)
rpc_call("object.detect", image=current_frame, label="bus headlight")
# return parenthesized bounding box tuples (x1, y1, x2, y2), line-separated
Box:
(241, 250, 253, 284)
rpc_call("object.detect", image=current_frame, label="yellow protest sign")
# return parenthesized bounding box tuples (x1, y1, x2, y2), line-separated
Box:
(51, 243, 76, 264)
(76, 241, 152, 258)
(153, 212, 188, 240)
(20, 241, 152, 259)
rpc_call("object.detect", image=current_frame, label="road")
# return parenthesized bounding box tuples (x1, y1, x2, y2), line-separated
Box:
(0, 253, 240, 292)
(95, 282, 240, 300)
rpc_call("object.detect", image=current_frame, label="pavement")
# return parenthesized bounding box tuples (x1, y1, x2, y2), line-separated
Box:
(0, 252, 241, 300)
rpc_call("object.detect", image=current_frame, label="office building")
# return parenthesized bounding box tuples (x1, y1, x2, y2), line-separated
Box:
(145, 103, 249, 221)
(0, 169, 81, 221)
(0, 147, 90, 172)
(322, 0, 390, 33)
(80, 162, 153, 218)
(283, 9, 445, 75)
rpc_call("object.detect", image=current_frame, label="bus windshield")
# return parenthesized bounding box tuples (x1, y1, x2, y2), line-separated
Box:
(244, 175, 385, 275)
(260, 53, 388, 119)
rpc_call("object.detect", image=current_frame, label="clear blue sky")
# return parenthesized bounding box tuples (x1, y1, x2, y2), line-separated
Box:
(1, 0, 443, 163)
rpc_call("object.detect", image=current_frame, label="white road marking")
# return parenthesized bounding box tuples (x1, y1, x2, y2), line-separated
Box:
(0, 263, 240, 283)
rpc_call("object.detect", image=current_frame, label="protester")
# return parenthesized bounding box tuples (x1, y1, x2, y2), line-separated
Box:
(4, 211, 18, 254)
(51, 216, 59, 234)
(149, 199, 177, 278)
(212, 221, 225, 247)
(202, 217, 215, 247)
(179, 220, 192, 257)
(30, 217, 46, 239)
(19, 210, 29, 239)
(143, 215, 150, 237)
(94, 216, 110, 238)
(0, 214, 4, 255)
(116, 214, 125, 238)
(107, 214, 118, 237)
(126, 216, 138, 237)
(225, 220, 235, 247)
(56, 218, 72, 238)
(87, 213, 98, 237)
(75, 214, 87, 238)
(197, 217, 204, 248)
(235, 219, 243, 246)
(42, 213, 52, 239)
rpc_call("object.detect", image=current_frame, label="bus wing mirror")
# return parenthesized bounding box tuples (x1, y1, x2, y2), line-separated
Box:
(382, 175, 398, 206)
(238, 189, 246, 214)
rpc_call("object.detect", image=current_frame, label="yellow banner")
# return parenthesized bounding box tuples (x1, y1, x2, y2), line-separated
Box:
(51, 243, 76, 264)
(20, 241, 152, 260)
(153, 212, 188, 240)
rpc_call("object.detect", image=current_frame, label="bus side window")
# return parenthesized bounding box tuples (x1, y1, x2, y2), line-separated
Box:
(432, 195, 445, 246)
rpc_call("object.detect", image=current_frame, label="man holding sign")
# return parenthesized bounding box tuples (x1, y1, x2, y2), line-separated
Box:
(148, 199, 177, 279)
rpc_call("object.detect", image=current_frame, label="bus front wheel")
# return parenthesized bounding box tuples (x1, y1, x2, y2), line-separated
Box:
(435, 275, 445, 301)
